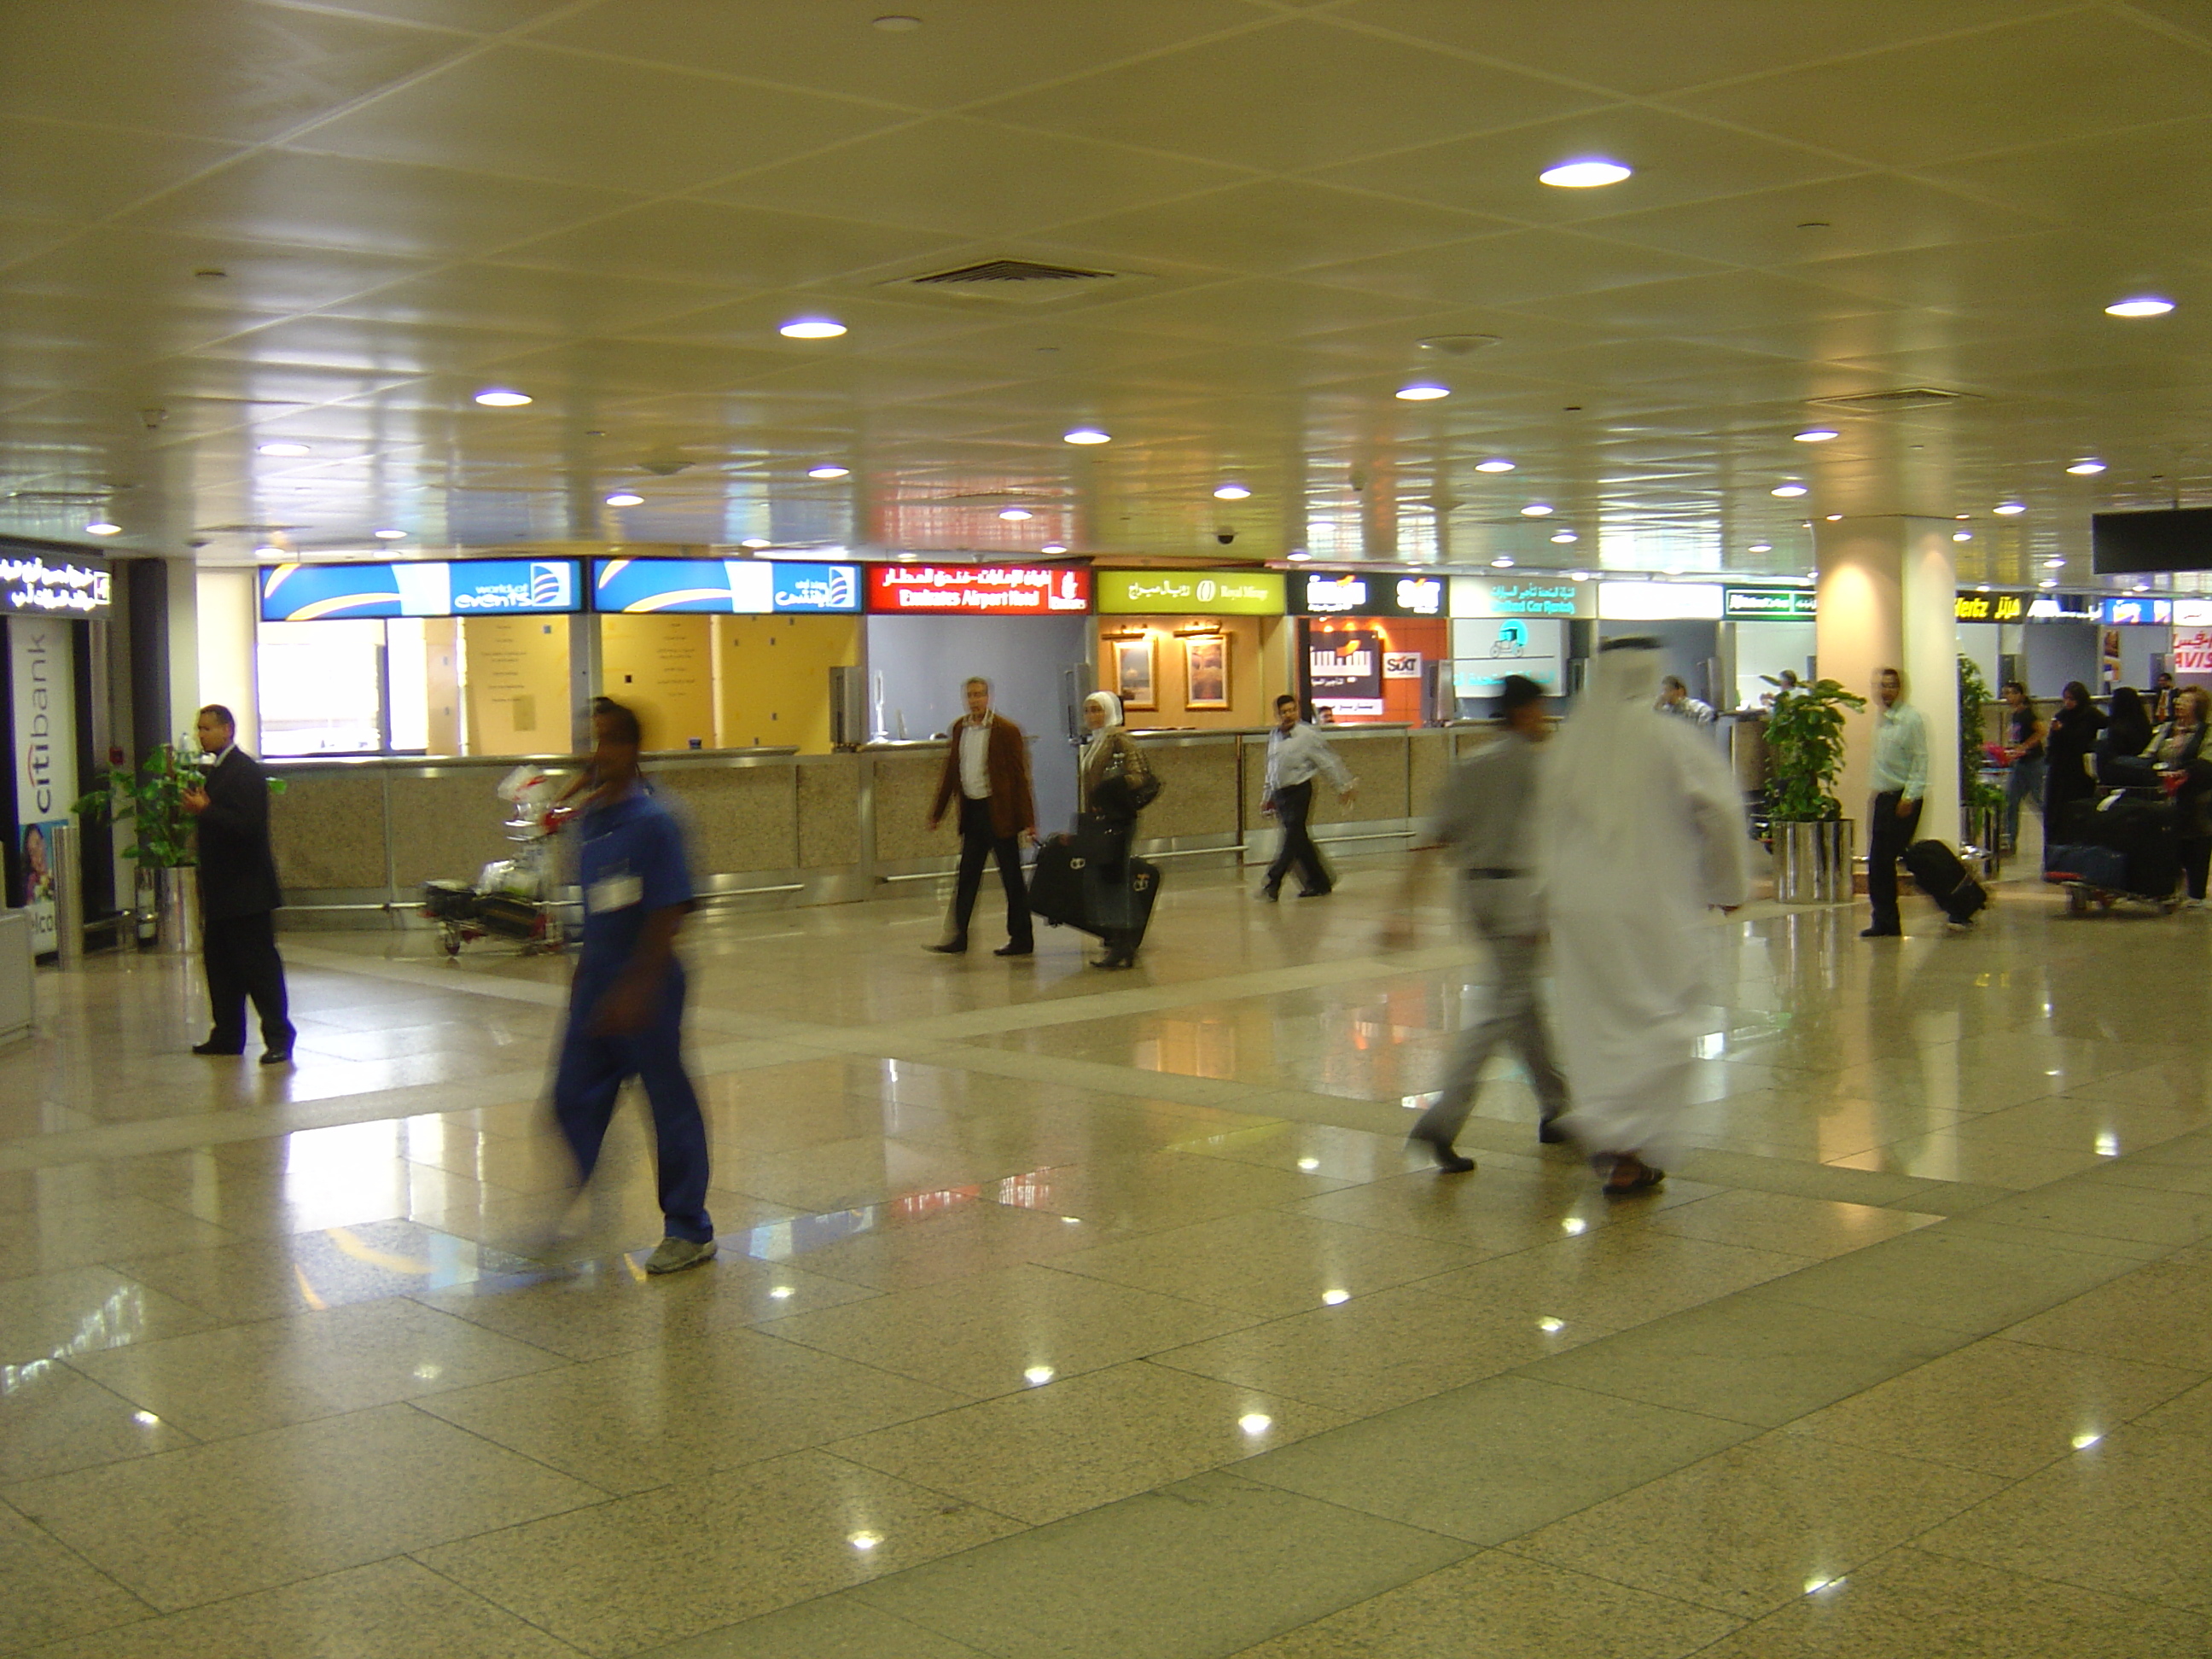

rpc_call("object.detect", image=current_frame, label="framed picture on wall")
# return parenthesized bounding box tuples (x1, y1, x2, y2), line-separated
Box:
(1113, 635, 1156, 710)
(1183, 632, 1230, 709)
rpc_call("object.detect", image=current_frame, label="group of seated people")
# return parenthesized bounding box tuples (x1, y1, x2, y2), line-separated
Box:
(2000, 676, 2212, 901)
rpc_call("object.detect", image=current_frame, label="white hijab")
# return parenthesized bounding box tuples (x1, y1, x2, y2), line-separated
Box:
(1082, 690, 1125, 771)
(1543, 639, 1668, 851)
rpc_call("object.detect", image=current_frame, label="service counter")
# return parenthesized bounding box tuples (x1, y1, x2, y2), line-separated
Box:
(267, 725, 1490, 928)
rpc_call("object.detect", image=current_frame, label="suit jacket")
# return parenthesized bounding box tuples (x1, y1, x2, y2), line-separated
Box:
(195, 748, 284, 920)
(930, 713, 1037, 841)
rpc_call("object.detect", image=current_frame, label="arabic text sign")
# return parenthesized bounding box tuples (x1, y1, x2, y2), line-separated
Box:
(2175, 630, 2212, 674)
(260, 560, 579, 620)
(1954, 591, 2026, 622)
(1449, 576, 1590, 619)
(1292, 571, 1444, 617)
(1723, 586, 1818, 620)
(0, 550, 110, 617)
(1095, 569, 1284, 614)
(866, 565, 1091, 615)
(591, 558, 859, 614)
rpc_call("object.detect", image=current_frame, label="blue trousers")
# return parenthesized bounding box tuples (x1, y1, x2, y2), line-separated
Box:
(551, 963, 713, 1243)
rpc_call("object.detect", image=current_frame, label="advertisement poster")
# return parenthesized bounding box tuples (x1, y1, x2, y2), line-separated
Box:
(9, 614, 76, 953)
(1309, 629, 1382, 718)
(2173, 629, 2212, 677)
(260, 559, 579, 620)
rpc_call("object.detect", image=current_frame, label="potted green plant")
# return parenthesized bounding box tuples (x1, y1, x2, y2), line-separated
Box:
(74, 738, 209, 952)
(1957, 654, 2005, 871)
(1764, 677, 1867, 902)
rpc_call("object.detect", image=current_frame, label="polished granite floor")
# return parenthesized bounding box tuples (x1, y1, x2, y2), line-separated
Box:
(3, 852, 2209, 1656)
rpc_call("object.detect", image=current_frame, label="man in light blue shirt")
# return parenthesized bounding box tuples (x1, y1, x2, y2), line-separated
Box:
(1260, 694, 1356, 899)
(1863, 667, 1929, 936)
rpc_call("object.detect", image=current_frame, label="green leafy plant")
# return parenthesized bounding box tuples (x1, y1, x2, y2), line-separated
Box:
(1957, 653, 2005, 816)
(1765, 678, 1869, 822)
(73, 740, 207, 868)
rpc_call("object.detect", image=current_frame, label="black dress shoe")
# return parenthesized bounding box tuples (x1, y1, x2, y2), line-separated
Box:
(1407, 1130, 1476, 1174)
(191, 1040, 244, 1057)
(1859, 925, 1901, 938)
(994, 940, 1033, 957)
(1256, 884, 1280, 902)
(925, 940, 969, 955)
(1539, 1116, 1570, 1145)
(1296, 886, 1331, 899)
(259, 1049, 293, 1066)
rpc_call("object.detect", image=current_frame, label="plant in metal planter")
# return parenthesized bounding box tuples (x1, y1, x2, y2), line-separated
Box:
(1957, 653, 2005, 818)
(1765, 678, 1868, 823)
(73, 741, 208, 869)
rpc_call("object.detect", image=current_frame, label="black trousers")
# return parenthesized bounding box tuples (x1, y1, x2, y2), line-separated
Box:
(203, 911, 294, 1051)
(952, 794, 1032, 946)
(1866, 790, 1923, 931)
(2182, 836, 2211, 902)
(1265, 780, 1331, 894)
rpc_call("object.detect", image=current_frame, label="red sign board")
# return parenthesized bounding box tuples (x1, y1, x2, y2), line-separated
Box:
(865, 565, 1091, 616)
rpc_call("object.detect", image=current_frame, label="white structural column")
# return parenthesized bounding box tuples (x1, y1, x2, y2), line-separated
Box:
(1815, 516, 1960, 847)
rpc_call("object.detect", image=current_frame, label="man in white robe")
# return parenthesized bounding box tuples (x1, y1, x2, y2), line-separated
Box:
(1541, 638, 1754, 1191)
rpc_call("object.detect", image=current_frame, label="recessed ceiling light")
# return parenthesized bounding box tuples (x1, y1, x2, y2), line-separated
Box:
(1793, 428, 1838, 444)
(1976, 584, 1991, 592)
(2133, 583, 2150, 592)
(253, 544, 284, 557)
(778, 318, 847, 339)
(2040, 578, 2059, 588)
(1771, 483, 1808, 498)
(373, 528, 407, 539)
(998, 507, 1033, 521)
(1062, 427, 1111, 445)
(473, 388, 531, 407)
(1287, 550, 1312, 561)
(2105, 297, 2174, 317)
(1394, 382, 1450, 401)
(2067, 458, 2107, 474)
(1540, 159, 1633, 189)
(1550, 531, 1578, 544)
(1953, 531, 1973, 542)
(1520, 502, 1553, 517)
(604, 492, 644, 507)
(257, 441, 311, 456)
(739, 538, 771, 549)
(1955, 514, 1970, 520)
(1492, 556, 1516, 568)
(1749, 543, 1773, 553)
(2043, 556, 2066, 568)
(872, 13, 922, 28)
(1040, 541, 1068, 553)
(1213, 483, 1251, 500)
(1663, 566, 1685, 577)
(1994, 502, 2026, 515)
(806, 465, 850, 480)
(84, 521, 121, 537)
(1569, 569, 1590, 581)
(1474, 457, 1516, 473)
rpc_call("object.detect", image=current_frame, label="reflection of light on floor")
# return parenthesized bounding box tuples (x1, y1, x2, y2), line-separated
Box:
(0, 1284, 148, 1397)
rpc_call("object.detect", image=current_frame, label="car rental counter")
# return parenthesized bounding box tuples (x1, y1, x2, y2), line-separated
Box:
(265, 724, 1502, 928)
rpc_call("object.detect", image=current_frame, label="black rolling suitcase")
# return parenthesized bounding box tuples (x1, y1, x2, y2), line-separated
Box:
(2085, 794, 2180, 897)
(1904, 839, 1988, 923)
(1027, 841, 1086, 928)
(1028, 841, 1163, 945)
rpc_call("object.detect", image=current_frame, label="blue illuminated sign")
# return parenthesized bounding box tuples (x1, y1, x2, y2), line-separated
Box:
(259, 560, 579, 621)
(2101, 597, 2172, 626)
(591, 558, 859, 614)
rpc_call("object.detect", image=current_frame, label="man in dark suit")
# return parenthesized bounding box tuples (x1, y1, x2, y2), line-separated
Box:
(926, 676, 1037, 956)
(180, 704, 295, 1063)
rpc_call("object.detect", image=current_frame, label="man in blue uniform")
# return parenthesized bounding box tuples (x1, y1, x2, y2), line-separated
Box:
(553, 699, 714, 1274)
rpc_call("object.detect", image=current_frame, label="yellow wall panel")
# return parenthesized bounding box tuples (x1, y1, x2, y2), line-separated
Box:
(716, 616, 861, 754)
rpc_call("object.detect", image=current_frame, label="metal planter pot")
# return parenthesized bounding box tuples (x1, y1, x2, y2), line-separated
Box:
(1774, 818, 1854, 905)
(154, 865, 201, 954)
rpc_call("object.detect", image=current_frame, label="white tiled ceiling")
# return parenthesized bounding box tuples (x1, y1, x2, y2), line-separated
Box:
(3, 0, 2209, 589)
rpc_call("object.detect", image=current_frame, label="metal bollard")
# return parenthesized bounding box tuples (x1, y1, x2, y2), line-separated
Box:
(49, 820, 84, 967)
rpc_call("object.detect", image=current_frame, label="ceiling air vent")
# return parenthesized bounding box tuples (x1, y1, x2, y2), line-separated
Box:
(888, 258, 1132, 305)
(1807, 387, 1979, 413)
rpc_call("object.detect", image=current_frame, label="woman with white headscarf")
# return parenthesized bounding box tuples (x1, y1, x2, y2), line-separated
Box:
(1541, 639, 1753, 1191)
(1078, 690, 1155, 969)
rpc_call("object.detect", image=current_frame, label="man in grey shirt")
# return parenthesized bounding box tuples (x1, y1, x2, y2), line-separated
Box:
(1260, 693, 1357, 899)
(1387, 675, 1569, 1171)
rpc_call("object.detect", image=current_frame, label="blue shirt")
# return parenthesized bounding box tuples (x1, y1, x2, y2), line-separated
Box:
(574, 782, 694, 975)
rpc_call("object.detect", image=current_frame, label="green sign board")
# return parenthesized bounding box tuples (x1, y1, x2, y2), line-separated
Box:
(1723, 585, 1818, 620)
(1096, 569, 1286, 615)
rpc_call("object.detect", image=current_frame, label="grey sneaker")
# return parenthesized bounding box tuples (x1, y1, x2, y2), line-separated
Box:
(643, 1237, 717, 1275)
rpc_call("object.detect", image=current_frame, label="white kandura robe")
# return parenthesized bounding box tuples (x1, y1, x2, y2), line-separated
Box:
(1544, 716, 1753, 1164)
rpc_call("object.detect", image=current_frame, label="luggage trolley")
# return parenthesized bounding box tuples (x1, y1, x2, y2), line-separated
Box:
(2044, 785, 2183, 916)
(422, 765, 580, 956)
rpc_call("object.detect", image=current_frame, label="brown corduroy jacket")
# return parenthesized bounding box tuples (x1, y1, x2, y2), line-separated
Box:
(930, 713, 1038, 840)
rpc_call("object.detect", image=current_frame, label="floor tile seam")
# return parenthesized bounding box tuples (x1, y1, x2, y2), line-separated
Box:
(1773, 1414, 2132, 1490)
(397, 1552, 599, 1656)
(0, 1487, 171, 1620)
(1487, 1533, 1827, 1627)
(1900, 1526, 2212, 1613)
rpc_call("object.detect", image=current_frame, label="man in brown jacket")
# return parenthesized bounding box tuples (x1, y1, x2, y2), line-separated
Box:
(928, 676, 1037, 956)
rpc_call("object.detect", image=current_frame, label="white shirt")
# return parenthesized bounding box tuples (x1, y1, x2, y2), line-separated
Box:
(958, 717, 992, 799)
(1265, 721, 1353, 796)
(1871, 701, 1929, 800)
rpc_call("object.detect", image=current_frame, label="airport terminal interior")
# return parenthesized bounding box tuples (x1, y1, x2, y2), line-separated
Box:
(4, 3, 2212, 1656)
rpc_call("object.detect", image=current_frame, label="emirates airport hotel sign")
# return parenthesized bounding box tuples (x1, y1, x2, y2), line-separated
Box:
(865, 565, 1091, 614)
